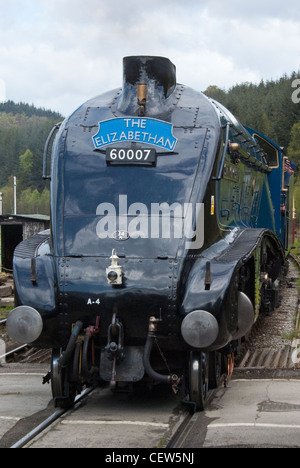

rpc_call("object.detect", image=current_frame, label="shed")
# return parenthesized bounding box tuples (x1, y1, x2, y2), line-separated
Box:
(0, 214, 50, 272)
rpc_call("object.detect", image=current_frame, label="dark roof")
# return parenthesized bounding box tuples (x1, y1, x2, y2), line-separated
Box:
(0, 214, 50, 223)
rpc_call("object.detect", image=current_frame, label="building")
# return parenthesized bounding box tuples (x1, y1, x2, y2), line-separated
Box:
(0, 214, 50, 272)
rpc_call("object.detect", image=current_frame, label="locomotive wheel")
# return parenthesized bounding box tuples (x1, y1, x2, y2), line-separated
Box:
(189, 351, 209, 411)
(51, 348, 76, 409)
(208, 351, 223, 389)
(82, 334, 95, 384)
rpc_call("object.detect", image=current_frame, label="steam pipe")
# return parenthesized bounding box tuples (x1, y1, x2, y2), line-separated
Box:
(143, 317, 178, 385)
(58, 321, 83, 368)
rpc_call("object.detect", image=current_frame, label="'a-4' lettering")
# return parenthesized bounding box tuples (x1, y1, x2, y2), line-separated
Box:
(87, 298, 101, 305)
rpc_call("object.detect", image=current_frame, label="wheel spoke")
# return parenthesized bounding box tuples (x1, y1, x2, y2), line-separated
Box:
(51, 348, 76, 409)
(189, 351, 209, 411)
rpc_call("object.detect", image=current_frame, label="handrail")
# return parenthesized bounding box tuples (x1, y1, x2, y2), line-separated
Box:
(213, 121, 271, 181)
(213, 122, 230, 181)
(43, 122, 62, 180)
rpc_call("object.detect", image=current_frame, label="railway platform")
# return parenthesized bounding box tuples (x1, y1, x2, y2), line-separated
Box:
(179, 369, 300, 448)
(0, 259, 299, 448)
(0, 364, 52, 448)
(1, 363, 300, 448)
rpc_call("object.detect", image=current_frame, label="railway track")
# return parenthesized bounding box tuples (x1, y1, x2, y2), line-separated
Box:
(0, 318, 51, 364)
(6, 382, 185, 449)
(0, 343, 28, 362)
(291, 252, 300, 268)
(0, 319, 26, 363)
(170, 255, 300, 447)
(236, 257, 300, 370)
(10, 387, 94, 449)
(0, 344, 51, 364)
(2, 256, 300, 448)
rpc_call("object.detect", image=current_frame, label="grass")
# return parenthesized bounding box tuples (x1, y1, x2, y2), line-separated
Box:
(291, 237, 300, 289)
(0, 305, 13, 320)
(0, 272, 9, 284)
(284, 237, 300, 342)
(293, 238, 300, 257)
(282, 330, 300, 341)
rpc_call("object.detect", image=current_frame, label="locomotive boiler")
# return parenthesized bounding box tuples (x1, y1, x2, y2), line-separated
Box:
(7, 56, 292, 410)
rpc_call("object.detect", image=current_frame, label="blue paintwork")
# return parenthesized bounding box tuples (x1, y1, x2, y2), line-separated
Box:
(245, 127, 286, 244)
(12, 56, 287, 358)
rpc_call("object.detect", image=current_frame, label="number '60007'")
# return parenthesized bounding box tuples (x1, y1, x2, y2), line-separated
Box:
(106, 148, 156, 163)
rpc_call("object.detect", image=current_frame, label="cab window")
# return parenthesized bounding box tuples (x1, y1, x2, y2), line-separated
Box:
(252, 134, 279, 167)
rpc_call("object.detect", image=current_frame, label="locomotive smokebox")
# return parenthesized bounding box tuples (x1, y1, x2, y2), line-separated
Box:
(118, 56, 177, 115)
(123, 56, 176, 97)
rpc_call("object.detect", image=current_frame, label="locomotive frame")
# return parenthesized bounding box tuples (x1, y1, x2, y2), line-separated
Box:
(7, 56, 293, 411)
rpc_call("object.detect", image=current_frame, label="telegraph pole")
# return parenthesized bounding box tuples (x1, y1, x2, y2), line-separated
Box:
(0, 192, 2, 274)
(13, 176, 17, 215)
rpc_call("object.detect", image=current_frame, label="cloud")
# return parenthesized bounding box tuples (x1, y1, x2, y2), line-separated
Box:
(200, 0, 300, 20)
(0, 79, 5, 102)
(0, 0, 299, 116)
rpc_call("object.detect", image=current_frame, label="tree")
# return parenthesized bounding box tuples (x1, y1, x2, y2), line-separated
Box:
(39, 187, 50, 215)
(18, 149, 34, 191)
(0, 176, 14, 214)
(204, 85, 227, 104)
(0, 100, 63, 188)
(287, 122, 300, 169)
(294, 179, 300, 230)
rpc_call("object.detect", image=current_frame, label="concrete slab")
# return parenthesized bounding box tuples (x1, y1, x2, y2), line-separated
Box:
(202, 378, 300, 448)
(0, 285, 12, 298)
(4, 363, 300, 448)
(28, 385, 181, 448)
(0, 364, 52, 444)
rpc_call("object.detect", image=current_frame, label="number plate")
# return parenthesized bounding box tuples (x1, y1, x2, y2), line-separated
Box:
(106, 148, 156, 164)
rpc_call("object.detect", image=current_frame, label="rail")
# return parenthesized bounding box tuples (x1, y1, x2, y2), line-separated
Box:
(10, 387, 94, 448)
(290, 253, 300, 268)
(1, 319, 29, 361)
(0, 344, 28, 361)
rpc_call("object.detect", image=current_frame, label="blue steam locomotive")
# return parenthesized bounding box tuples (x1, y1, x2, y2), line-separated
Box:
(7, 56, 294, 410)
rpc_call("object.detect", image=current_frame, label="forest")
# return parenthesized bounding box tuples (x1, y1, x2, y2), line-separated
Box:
(0, 71, 299, 222)
(0, 101, 62, 215)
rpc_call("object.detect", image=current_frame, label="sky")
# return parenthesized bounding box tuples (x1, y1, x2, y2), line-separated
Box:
(0, 0, 299, 117)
